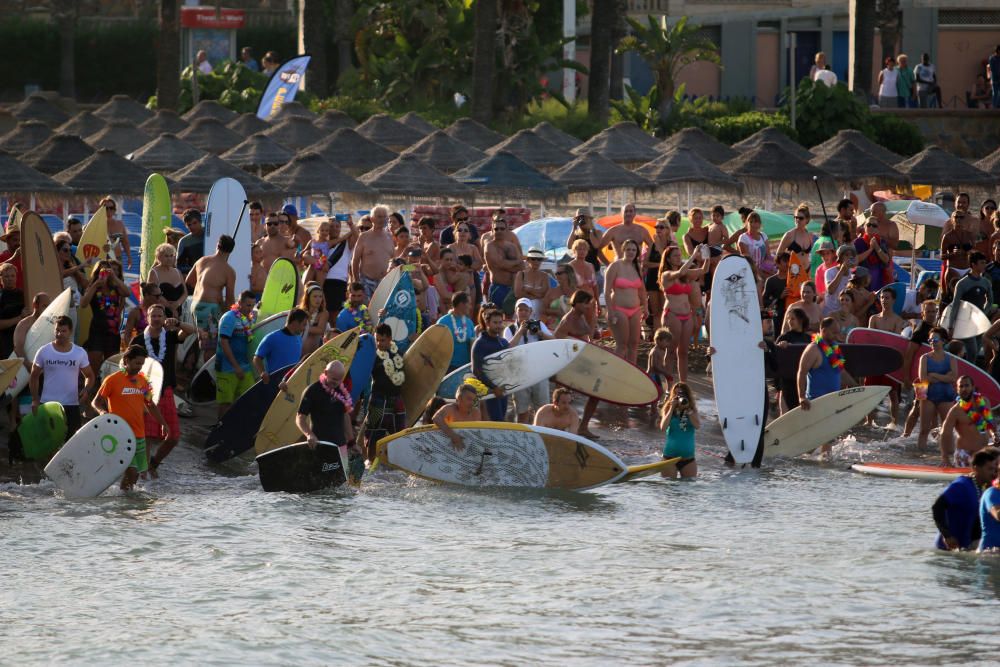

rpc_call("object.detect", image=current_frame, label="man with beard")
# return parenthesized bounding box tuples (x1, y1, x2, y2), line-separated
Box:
(940, 376, 1000, 467)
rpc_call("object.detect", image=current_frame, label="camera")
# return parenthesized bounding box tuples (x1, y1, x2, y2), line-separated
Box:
(677, 395, 689, 408)
(391, 257, 406, 267)
(527, 319, 541, 334)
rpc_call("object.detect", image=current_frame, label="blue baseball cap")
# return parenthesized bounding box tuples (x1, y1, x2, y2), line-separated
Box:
(282, 204, 298, 217)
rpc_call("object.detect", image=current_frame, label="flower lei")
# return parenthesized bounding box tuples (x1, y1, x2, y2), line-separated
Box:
(463, 376, 489, 397)
(812, 334, 845, 369)
(319, 372, 354, 411)
(375, 341, 405, 386)
(143, 327, 167, 363)
(341, 301, 372, 333)
(229, 303, 257, 342)
(957, 392, 993, 435)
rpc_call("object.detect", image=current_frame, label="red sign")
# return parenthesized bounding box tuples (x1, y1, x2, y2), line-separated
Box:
(180, 7, 246, 30)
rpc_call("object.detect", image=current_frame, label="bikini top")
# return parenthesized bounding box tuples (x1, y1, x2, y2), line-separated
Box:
(664, 282, 692, 296)
(614, 277, 643, 289)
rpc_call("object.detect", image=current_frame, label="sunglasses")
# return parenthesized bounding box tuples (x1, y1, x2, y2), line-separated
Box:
(794, 215, 807, 220)
(527, 257, 543, 262)
(655, 225, 667, 230)
(265, 221, 279, 226)
(457, 228, 470, 233)
(455, 216, 469, 222)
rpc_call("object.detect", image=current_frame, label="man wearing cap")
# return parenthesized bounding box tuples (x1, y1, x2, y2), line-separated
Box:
(503, 297, 554, 423)
(822, 245, 857, 315)
(814, 239, 838, 296)
(282, 204, 312, 253)
(0, 215, 23, 290)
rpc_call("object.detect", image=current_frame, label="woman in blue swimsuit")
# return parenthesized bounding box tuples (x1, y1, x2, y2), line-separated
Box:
(917, 327, 958, 451)
(660, 382, 701, 479)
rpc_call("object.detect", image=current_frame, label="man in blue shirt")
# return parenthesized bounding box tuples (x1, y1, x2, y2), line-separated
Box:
(980, 456, 1000, 552)
(436, 292, 475, 372)
(216, 290, 256, 418)
(933, 446, 999, 550)
(335, 282, 372, 333)
(471, 308, 509, 422)
(253, 308, 308, 383)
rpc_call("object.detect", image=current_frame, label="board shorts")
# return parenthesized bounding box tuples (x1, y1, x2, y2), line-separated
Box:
(216, 370, 255, 404)
(364, 394, 406, 460)
(360, 275, 380, 301)
(193, 301, 221, 356)
(85, 328, 120, 357)
(513, 380, 548, 415)
(64, 405, 82, 438)
(143, 387, 178, 440)
(129, 438, 148, 473)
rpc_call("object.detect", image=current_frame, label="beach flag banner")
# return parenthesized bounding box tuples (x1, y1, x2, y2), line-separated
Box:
(256, 54, 312, 121)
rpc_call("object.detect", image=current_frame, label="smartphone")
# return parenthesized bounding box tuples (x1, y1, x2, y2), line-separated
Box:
(700, 245, 710, 260)
(335, 213, 349, 222)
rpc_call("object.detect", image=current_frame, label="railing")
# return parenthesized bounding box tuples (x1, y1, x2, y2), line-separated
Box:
(626, 0, 669, 13)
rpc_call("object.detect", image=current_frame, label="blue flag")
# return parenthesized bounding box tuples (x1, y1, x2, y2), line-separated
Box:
(256, 54, 312, 121)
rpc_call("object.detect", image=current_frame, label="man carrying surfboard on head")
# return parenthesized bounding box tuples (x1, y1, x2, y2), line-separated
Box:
(30, 315, 96, 439)
(797, 317, 857, 455)
(186, 234, 236, 365)
(432, 384, 483, 451)
(932, 446, 999, 551)
(939, 376, 1000, 467)
(351, 205, 395, 300)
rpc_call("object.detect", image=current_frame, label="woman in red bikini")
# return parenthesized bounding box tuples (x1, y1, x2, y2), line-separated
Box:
(604, 239, 647, 364)
(659, 244, 707, 383)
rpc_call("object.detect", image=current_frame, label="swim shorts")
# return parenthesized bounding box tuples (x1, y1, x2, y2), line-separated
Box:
(129, 438, 148, 473)
(193, 301, 221, 355)
(216, 370, 255, 404)
(143, 387, 178, 440)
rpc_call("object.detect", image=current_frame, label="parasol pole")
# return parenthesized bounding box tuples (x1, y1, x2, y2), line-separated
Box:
(910, 225, 917, 289)
(606, 191, 611, 216)
(812, 176, 829, 222)
(587, 191, 594, 217)
(686, 182, 692, 210)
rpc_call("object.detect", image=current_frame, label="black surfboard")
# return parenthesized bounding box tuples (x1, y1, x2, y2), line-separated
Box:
(256, 441, 347, 493)
(768, 343, 903, 380)
(203, 364, 294, 462)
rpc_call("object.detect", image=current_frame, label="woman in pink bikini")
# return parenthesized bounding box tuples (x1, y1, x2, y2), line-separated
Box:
(604, 239, 647, 364)
(659, 244, 707, 383)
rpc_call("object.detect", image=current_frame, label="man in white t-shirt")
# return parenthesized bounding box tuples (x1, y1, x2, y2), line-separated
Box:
(503, 298, 554, 423)
(30, 315, 96, 437)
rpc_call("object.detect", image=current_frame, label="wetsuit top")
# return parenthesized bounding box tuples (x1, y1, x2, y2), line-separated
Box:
(471, 332, 508, 390)
(933, 475, 983, 550)
(298, 381, 347, 444)
(805, 345, 841, 400)
(979, 485, 1000, 551)
(662, 411, 695, 459)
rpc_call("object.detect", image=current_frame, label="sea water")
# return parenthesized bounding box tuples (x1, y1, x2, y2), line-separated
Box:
(4, 421, 1000, 665)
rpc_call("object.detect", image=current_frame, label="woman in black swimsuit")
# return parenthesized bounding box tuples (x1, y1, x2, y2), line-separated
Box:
(645, 214, 676, 327)
(777, 203, 815, 260)
(148, 243, 188, 319)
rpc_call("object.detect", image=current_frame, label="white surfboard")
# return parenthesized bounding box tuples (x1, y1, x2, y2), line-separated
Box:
(436, 339, 584, 400)
(5, 288, 74, 399)
(377, 422, 626, 490)
(762, 386, 890, 459)
(709, 256, 765, 464)
(368, 264, 403, 319)
(204, 177, 251, 295)
(44, 414, 137, 498)
(941, 300, 991, 340)
(100, 354, 165, 404)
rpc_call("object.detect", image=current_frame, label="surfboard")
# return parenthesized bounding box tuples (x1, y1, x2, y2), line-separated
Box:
(140, 173, 171, 280)
(615, 457, 681, 483)
(398, 325, 454, 428)
(18, 401, 67, 460)
(254, 328, 361, 456)
(552, 341, 659, 406)
(2, 204, 21, 253)
(76, 206, 108, 268)
(44, 414, 137, 497)
(941, 301, 991, 340)
(205, 177, 251, 295)
(99, 353, 165, 404)
(847, 328, 1000, 407)
(381, 270, 418, 353)
(785, 251, 810, 307)
(5, 288, 74, 399)
(711, 256, 765, 464)
(762, 386, 890, 459)
(20, 211, 63, 304)
(349, 333, 376, 403)
(376, 422, 627, 490)
(203, 363, 294, 463)
(368, 264, 404, 321)
(0, 357, 22, 392)
(769, 344, 903, 379)
(436, 339, 584, 401)
(256, 441, 349, 493)
(258, 257, 298, 321)
(850, 462, 969, 481)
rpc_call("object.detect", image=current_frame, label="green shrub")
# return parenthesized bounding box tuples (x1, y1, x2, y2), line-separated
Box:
(706, 111, 796, 145)
(505, 97, 604, 140)
(869, 113, 925, 157)
(313, 94, 384, 122)
(780, 78, 872, 148)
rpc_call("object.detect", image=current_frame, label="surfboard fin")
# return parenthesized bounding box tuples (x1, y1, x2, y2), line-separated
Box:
(723, 417, 728, 429)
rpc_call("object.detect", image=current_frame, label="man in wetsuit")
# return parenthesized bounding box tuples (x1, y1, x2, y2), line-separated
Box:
(471, 308, 509, 422)
(933, 446, 999, 550)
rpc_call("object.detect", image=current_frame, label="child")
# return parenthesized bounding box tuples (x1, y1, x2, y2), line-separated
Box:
(302, 219, 332, 285)
(647, 327, 673, 419)
(250, 244, 267, 300)
(659, 382, 700, 479)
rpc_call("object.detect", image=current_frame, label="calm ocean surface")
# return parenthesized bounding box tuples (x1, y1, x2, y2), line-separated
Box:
(4, 416, 1000, 666)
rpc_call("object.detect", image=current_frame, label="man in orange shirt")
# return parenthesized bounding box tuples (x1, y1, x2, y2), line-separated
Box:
(93, 345, 172, 490)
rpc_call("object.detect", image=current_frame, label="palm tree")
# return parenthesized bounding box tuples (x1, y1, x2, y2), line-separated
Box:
(588, 0, 615, 123)
(849, 0, 876, 100)
(299, 0, 328, 96)
(51, 0, 76, 98)
(471, 0, 498, 124)
(617, 15, 720, 119)
(157, 0, 180, 109)
(333, 0, 354, 85)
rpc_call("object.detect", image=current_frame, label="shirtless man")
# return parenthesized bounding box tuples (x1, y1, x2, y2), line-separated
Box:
(414, 216, 441, 276)
(867, 202, 900, 252)
(432, 383, 483, 450)
(533, 388, 581, 433)
(598, 202, 653, 259)
(248, 201, 264, 241)
(351, 204, 395, 299)
(282, 204, 312, 254)
(865, 287, 906, 425)
(186, 235, 236, 363)
(554, 290, 600, 437)
(254, 212, 296, 271)
(940, 376, 1000, 467)
(483, 211, 524, 305)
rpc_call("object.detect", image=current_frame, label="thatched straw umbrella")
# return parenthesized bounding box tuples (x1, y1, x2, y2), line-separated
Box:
(169, 154, 277, 196)
(604, 121, 662, 149)
(139, 109, 189, 136)
(93, 95, 154, 125)
(636, 147, 743, 210)
(452, 151, 567, 206)
(402, 130, 485, 173)
(272, 101, 316, 121)
(313, 128, 398, 176)
(58, 111, 107, 138)
(129, 133, 208, 173)
(488, 129, 573, 170)
(551, 152, 652, 213)
(974, 146, 1000, 178)
(265, 152, 374, 204)
(0, 149, 72, 196)
(221, 133, 294, 172)
(809, 142, 909, 188)
(22, 134, 96, 175)
(359, 154, 470, 200)
(355, 113, 425, 151)
(53, 148, 159, 195)
(572, 128, 660, 166)
(532, 121, 582, 151)
(0, 120, 53, 153)
(733, 127, 813, 162)
(720, 141, 833, 208)
(658, 127, 737, 165)
(12, 94, 70, 127)
(809, 129, 902, 165)
(896, 145, 995, 189)
(314, 110, 355, 132)
(262, 116, 326, 151)
(85, 120, 152, 155)
(398, 111, 437, 136)
(0, 109, 17, 135)
(178, 117, 243, 155)
(227, 113, 270, 138)
(182, 100, 237, 124)
(444, 118, 505, 151)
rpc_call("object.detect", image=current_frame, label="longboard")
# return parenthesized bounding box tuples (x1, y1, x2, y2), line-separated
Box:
(769, 344, 902, 379)
(850, 462, 968, 482)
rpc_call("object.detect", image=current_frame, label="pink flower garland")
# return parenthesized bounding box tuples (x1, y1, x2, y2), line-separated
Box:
(319, 372, 353, 411)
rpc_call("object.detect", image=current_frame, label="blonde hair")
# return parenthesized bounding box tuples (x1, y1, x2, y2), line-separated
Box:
(814, 51, 826, 64)
(654, 326, 672, 343)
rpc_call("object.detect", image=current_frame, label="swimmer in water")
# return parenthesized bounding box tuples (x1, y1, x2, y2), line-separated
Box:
(533, 388, 581, 433)
(433, 384, 482, 451)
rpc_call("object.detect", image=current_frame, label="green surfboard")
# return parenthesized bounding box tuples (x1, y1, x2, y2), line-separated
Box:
(258, 257, 299, 321)
(141, 173, 171, 280)
(19, 402, 67, 461)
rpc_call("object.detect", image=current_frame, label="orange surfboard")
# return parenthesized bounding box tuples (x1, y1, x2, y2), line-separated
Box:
(785, 251, 809, 307)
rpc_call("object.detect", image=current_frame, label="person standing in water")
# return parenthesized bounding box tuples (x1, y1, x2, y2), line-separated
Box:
(295, 360, 361, 481)
(433, 384, 484, 451)
(30, 315, 96, 438)
(933, 446, 999, 551)
(533, 388, 581, 433)
(797, 317, 857, 455)
(940, 376, 999, 467)
(362, 323, 407, 462)
(660, 382, 700, 479)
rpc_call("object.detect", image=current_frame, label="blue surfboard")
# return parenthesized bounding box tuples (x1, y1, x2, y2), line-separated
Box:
(380, 270, 418, 354)
(349, 333, 376, 403)
(436, 362, 474, 399)
(203, 363, 295, 463)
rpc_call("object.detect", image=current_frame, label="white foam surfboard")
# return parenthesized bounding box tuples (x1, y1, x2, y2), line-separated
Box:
(850, 462, 968, 481)
(762, 386, 890, 459)
(437, 339, 583, 400)
(204, 177, 251, 295)
(941, 300, 991, 340)
(709, 256, 765, 464)
(100, 354, 165, 404)
(5, 288, 74, 399)
(44, 414, 137, 498)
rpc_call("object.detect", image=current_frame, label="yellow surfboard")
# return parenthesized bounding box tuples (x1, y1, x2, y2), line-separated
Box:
(400, 324, 454, 428)
(615, 457, 681, 482)
(20, 211, 63, 303)
(254, 327, 361, 456)
(75, 207, 109, 345)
